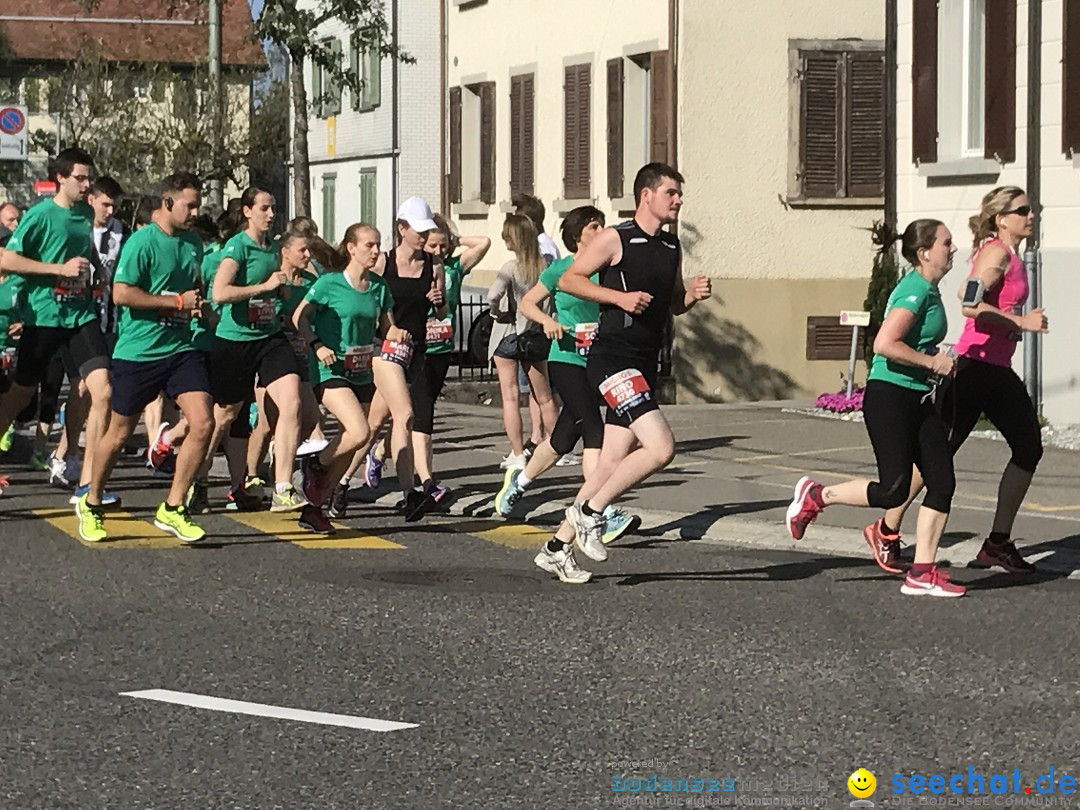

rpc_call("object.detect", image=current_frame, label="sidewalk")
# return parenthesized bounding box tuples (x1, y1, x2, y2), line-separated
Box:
(390, 401, 1080, 578)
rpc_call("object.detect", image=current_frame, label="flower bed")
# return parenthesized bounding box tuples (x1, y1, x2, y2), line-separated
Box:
(814, 385, 864, 414)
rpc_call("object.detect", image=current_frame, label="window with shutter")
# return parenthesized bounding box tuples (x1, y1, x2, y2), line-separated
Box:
(1065, 0, 1080, 153)
(983, 0, 1014, 161)
(607, 58, 624, 198)
(310, 51, 324, 119)
(449, 87, 462, 203)
(912, 0, 939, 163)
(325, 38, 342, 118)
(794, 44, 884, 200)
(510, 73, 534, 197)
(479, 81, 496, 204)
(359, 170, 377, 226)
(650, 50, 670, 164)
(564, 63, 591, 199)
(321, 175, 337, 243)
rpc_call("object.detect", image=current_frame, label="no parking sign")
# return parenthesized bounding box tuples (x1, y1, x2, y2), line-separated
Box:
(0, 105, 28, 161)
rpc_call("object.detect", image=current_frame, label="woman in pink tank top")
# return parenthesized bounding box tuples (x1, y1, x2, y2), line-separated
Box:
(863, 186, 1050, 576)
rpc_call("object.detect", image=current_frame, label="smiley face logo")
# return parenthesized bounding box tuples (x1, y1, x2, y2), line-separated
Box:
(848, 769, 876, 799)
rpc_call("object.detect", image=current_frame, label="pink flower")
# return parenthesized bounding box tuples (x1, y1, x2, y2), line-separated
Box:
(815, 385, 864, 413)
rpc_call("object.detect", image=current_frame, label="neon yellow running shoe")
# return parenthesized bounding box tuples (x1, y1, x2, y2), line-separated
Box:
(153, 502, 206, 544)
(0, 423, 14, 454)
(74, 494, 107, 543)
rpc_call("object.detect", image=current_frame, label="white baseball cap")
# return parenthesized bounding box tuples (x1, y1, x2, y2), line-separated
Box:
(396, 196, 437, 233)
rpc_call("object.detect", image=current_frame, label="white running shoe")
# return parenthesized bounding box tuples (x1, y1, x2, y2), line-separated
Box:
(47, 455, 70, 488)
(297, 437, 330, 457)
(566, 502, 607, 562)
(533, 544, 592, 584)
(500, 452, 527, 470)
(556, 453, 581, 467)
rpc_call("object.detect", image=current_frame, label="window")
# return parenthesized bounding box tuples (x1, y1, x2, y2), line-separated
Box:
(509, 73, 534, 197)
(1065, 1, 1080, 153)
(607, 52, 668, 199)
(563, 63, 591, 200)
(790, 42, 885, 200)
(350, 37, 382, 111)
(360, 169, 377, 225)
(312, 38, 343, 119)
(938, 0, 985, 158)
(321, 175, 336, 242)
(449, 81, 495, 205)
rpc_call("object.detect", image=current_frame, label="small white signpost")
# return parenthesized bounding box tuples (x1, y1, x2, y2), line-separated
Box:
(0, 105, 28, 161)
(839, 310, 871, 398)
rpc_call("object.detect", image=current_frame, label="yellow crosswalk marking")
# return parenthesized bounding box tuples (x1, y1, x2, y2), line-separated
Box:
(32, 507, 185, 549)
(430, 518, 549, 550)
(222, 510, 404, 549)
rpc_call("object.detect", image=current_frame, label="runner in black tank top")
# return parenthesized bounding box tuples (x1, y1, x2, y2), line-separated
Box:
(531, 163, 713, 582)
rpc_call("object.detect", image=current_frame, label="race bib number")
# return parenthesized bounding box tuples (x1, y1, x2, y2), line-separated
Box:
(426, 318, 453, 344)
(157, 291, 190, 328)
(343, 344, 374, 375)
(574, 322, 598, 356)
(54, 273, 90, 303)
(0, 346, 15, 370)
(379, 338, 414, 368)
(599, 368, 652, 418)
(247, 298, 276, 326)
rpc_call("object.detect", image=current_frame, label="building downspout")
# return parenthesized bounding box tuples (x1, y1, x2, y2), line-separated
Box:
(391, 0, 400, 228)
(439, 0, 448, 213)
(884, 0, 897, 231)
(1024, 0, 1042, 413)
(668, 0, 678, 169)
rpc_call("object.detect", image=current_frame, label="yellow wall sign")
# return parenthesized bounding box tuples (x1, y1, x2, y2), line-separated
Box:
(327, 116, 336, 157)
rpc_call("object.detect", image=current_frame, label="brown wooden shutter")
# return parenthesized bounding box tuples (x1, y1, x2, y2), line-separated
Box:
(479, 81, 496, 204)
(650, 50, 670, 163)
(510, 74, 534, 197)
(607, 57, 624, 198)
(449, 86, 462, 203)
(911, 0, 938, 163)
(846, 51, 885, 197)
(1065, 0, 1080, 153)
(800, 51, 842, 198)
(984, 0, 1016, 162)
(564, 64, 591, 199)
(522, 73, 534, 195)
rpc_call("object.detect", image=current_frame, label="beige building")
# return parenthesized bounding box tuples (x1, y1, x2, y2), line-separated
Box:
(445, 0, 675, 285)
(896, 0, 1079, 426)
(676, 0, 885, 403)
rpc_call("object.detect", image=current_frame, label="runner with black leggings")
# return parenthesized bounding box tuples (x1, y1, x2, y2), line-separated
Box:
(786, 219, 965, 598)
(863, 186, 1047, 575)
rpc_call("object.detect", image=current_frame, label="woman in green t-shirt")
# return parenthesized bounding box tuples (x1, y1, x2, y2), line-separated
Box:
(293, 223, 409, 526)
(785, 219, 967, 598)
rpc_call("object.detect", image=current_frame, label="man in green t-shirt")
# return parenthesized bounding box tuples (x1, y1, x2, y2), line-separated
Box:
(0, 147, 113, 499)
(75, 173, 212, 544)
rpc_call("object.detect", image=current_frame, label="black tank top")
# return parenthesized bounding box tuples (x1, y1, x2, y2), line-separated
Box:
(593, 219, 680, 358)
(383, 249, 435, 346)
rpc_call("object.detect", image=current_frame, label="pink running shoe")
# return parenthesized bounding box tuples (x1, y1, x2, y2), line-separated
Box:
(900, 566, 966, 598)
(785, 476, 822, 540)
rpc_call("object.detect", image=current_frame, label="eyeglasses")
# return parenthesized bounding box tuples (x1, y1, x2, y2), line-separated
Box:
(1002, 205, 1032, 217)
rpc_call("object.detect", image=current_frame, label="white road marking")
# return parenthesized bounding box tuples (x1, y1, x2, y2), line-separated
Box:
(120, 689, 418, 732)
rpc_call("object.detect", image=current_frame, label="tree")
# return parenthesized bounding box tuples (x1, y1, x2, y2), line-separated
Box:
(255, 0, 411, 216)
(863, 220, 901, 367)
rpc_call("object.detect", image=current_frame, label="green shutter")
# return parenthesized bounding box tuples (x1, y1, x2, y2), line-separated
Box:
(350, 37, 361, 111)
(360, 170, 377, 225)
(311, 52, 324, 118)
(326, 38, 343, 117)
(364, 48, 381, 109)
(322, 175, 337, 241)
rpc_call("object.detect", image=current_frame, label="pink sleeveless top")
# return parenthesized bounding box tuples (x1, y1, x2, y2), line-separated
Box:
(953, 239, 1028, 367)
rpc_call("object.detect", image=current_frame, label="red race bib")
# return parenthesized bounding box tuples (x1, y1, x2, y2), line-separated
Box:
(379, 338, 414, 368)
(247, 298, 276, 326)
(574, 322, 598, 356)
(53, 273, 89, 303)
(343, 344, 374, 375)
(0, 347, 15, 370)
(599, 369, 652, 417)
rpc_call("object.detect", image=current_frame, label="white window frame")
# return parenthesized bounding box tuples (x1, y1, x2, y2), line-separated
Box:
(937, 0, 986, 160)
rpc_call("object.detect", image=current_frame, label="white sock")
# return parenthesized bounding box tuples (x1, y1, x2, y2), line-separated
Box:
(275, 481, 290, 494)
(517, 472, 533, 488)
(340, 475, 351, 486)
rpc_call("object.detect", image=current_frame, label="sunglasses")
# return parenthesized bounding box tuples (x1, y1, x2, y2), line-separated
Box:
(1002, 205, 1032, 217)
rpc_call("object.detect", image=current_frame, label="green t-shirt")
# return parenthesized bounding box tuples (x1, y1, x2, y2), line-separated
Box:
(111, 224, 204, 362)
(427, 256, 465, 355)
(280, 269, 319, 378)
(6, 198, 96, 329)
(868, 270, 948, 391)
(538, 256, 600, 368)
(0, 273, 25, 358)
(305, 272, 394, 386)
(215, 231, 281, 342)
(190, 244, 222, 353)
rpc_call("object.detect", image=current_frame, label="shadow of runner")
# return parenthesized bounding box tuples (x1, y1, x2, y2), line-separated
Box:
(634, 499, 792, 542)
(605, 555, 868, 587)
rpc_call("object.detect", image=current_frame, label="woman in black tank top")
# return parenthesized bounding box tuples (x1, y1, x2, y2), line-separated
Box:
(343, 198, 446, 518)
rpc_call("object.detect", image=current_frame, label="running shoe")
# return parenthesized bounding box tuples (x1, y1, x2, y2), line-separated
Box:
(296, 437, 330, 457)
(363, 446, 385, 489)
(327, 482, 350, 520)
(225, 486, 263, 512)
(500, 451, 527, 470)
(69, 485, 121, 508)
(147, 422, 173, 470)
(74, 494, 107, 543)
(566, 502, 607, 562)
(270, 485, 308, 512)
(494, 467, 524, 517)
(602, 507, 641, 545)
(47, 455, 70, 488)
(785, 476, 822, 541)
(863, 519, 904, 575)
(300, 455, 329, 506)
(533, 543, 592, 584)
(243, 475, 267, 500)
(186, 482, 211, 515)
(153, 453, 177, 478)
(298, 504, 335, 535)
(900, 566, 966, 597)
(424, 479, 453, 506)
(28, 451, 49, 472)
(398, 489, 432, 522)
(971, 538, 1037, 574)
(0, 474, 9, 496)
(63, 455, 82, 486)
(555, 453, 581, 467)
(153, 502, 206, 544)
(0, 423, 14, 454)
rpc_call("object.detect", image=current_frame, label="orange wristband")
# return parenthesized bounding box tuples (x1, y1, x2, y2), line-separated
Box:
(175, 293, 184, 311)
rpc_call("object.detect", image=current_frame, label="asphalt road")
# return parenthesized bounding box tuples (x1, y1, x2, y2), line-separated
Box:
(1, 405, 1078, 809)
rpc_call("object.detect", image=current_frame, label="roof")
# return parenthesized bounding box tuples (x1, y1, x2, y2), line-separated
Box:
(0, 0, 265, 69)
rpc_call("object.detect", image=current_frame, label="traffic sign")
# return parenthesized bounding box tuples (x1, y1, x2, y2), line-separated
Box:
(0, 104, 28, 161)
(34, 180, 57, 196)
(839, 310, 871, 327)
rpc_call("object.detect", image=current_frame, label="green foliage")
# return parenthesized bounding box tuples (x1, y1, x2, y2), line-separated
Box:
(862, 219, 901, 368)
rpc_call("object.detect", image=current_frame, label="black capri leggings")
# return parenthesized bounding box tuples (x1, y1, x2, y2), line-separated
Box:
(862, 380, 956, 514)
(548, 361, 605, 456)
(412, 353, 452, 436)
(940, 356, 1043, 473)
